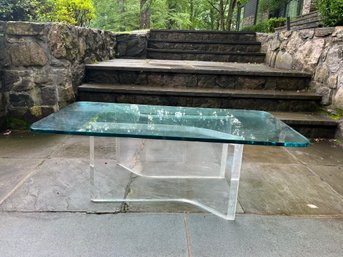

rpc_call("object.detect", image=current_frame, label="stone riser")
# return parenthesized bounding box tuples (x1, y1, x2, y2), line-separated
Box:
(149, 32, 256, 42)
(148, 42, 261, 52)
(290, 125, 336, 139)
(78, 92, 319, 112)
(290, 16, 320, 26)
(147, 51, 265, 63)
(0, 113, 6, 131)
(85, 70, 310, 91)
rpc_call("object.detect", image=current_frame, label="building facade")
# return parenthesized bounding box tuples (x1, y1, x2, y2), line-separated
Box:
(240, 0, 317, 28)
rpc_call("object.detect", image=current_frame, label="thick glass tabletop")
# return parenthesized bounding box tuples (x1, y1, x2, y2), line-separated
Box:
(31, 101, 309, 147)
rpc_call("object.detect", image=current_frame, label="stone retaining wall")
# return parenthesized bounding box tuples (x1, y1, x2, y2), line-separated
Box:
(0, 23, 7, 129)
(257, 27, 343, 138)
(0, 21, 116, 126)
(116, 32, 148, 58)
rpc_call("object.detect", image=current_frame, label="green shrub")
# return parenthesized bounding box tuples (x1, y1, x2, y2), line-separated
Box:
(317, 0, 343, 26)
(242, 17, 286, 33)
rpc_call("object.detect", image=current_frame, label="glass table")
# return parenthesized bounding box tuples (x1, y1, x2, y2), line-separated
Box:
(31, 101, 309, 220)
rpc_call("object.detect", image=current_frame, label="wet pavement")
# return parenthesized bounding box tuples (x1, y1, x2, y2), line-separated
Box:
(0, 131, 342, 256)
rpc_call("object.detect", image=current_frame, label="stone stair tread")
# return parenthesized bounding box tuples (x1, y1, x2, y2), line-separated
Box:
(272, 111, 337, 126)
(79, 83, 320, 100)
(86, 59, 311, 78)
(150, 29, 255, 34)
(291, 11, 319, 22)
(277, 21, 322, 31)
(288, 19, 321, 28)
(147, 48, 265, 56)
(148, 39, 261, 45)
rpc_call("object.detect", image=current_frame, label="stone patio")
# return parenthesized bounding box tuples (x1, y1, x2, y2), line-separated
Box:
(0, 131, 342, 256)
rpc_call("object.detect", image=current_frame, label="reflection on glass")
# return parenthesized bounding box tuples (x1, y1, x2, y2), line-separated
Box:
(31, 102, 310, 147)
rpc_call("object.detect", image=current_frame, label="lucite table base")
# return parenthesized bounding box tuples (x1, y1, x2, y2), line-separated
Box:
(89, 136, 244, 220)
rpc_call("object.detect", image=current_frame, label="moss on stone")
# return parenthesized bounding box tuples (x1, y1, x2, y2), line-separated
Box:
(328, 109, 343, 121)
(30, 106, 42, 117)
(322, 108, 343, 121)
(6, 117, 30, 130)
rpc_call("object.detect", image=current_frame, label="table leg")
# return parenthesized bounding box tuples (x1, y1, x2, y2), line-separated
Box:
(90, 138, 244, 221)
(219, 144, 229, 178)
(90, 136, 95, 199)
(226, 144, 244, 220)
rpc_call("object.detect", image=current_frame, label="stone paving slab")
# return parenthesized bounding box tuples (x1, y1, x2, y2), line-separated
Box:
(0, 132, 64, 159)
(239, 163, 343, 216)
(285, 140, 343, 166)
(0, 212, 341, 257)
(0, 213, 188, 257)
(0, 158, 127, 212)
(53, 135, 117, 160)
(307, 165, 343, 196)
(188, 214, 343, 257)
(243, 145, 298, 164)
(0, 158, 43, 204)
(0, 132, 342, 217)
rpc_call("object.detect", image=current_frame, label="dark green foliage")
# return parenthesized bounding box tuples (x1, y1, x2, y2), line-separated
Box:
(259, 0, 291, 13)
(317, 0, 343, 26)
(242, 17, 286, 33)
(6, 117, 30, 129)
(0, 0, 39, 21)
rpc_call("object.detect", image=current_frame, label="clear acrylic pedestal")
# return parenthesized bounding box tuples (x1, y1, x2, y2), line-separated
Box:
(89, 136, 243, 220)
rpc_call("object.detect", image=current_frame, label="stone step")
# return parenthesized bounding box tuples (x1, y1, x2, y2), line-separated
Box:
(271, 111, 337, 138)
(85, 59, 311, 91)
(292, 22, 323, 30)
(78, 83, 321, 112)
(275, 11, 322, 32)
(148, 39, 261, 53)
(78, 84, 335, 137)
(149, 29, 257, 42)
(290, 15, 321, 27)
(146, 48, 265, 63)
(276, 21, 322, 32)
(292, 11, 319, 23)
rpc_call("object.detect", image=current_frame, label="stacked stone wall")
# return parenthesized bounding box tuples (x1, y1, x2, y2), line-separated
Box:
(0, 23, 6, 129)
(116, 32, 148, 58)
(0, 21, 116, 125)
(257, 27, 343, 138)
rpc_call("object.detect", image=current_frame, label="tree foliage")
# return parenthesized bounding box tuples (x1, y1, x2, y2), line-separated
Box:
(317, 0, 343, 26)
(37, 0, 96, 27)
(259, 0, 291, 13)
(0, 0, 96, 27)
(91, 0, 248, 32)
(1, 0, 251, 31)
(0, 0, 39, 21)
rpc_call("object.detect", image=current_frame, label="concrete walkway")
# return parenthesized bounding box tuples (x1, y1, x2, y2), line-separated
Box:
(0, 131, 342, 256)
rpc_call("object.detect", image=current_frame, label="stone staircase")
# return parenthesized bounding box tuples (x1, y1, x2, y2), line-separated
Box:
(78, 30, 337, 138)
(276, 11, 323, 32)
(147, 30, 265, 63)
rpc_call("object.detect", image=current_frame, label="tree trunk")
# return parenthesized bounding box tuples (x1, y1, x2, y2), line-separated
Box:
(140, 0, 150, 29)
(219, 0, 225, 30)
(189, 0, 194, 30)
(119, 0, 125, 31)
(167, 0, 176, 29)
(210, 5, 214, 30)
(226, 0, 237, 31)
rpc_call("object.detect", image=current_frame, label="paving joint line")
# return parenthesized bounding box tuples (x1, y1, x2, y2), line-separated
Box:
(0, 159, 46, 206)
(184, 213, 193, 257)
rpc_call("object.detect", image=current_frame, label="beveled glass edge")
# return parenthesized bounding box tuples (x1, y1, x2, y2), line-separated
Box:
(30, 127, 310, 147)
